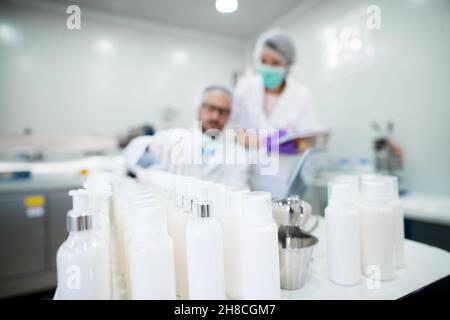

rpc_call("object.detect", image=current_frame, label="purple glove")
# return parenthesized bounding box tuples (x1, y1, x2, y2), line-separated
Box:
(265, 129, 298, 155)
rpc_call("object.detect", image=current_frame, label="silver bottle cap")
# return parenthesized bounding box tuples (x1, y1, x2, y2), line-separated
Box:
(67, 213, 92, 232)
(196, 203, 212, 218)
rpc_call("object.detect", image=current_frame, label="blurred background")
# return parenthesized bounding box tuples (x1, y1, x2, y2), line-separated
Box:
(0, 0, 449, 298)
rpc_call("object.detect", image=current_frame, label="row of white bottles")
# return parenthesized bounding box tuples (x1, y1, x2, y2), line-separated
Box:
(325, 174, 405, 286)
(58, 169, 405, 299)
(109, 177, 178, 300)
(139, 170, 281, 300)
(57, 170, 283, 300)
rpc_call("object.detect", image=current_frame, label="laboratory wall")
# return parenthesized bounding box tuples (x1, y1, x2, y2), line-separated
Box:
(0, 0, 245, 136)
(251, 0, 450, 196)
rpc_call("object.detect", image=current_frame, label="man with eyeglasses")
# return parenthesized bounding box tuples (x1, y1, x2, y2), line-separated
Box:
(124, 85, 250, 189)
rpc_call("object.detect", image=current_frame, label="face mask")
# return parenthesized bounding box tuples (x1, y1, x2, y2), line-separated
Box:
(257, 64, 287, 89)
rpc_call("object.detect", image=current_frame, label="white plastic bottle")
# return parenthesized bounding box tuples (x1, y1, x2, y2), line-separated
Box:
(207, 183, 228, 222)
(334, 174, 360, 192)
(384, 176, 405, 268)
(222, 187, 248, 299)
(128, 202, 176, 300)
(186, 186, 225, 300)
(240, 192, 280, 299)
(172, 181, 196, 299)
(325, 182, 361, 286)
(84, 181, 112, 242)
(56, 190, 110, 300)
(360, 180, 396, 281)
(167, 180, 184, 240)
(114, 178, 139, 279)
(125, 191, 160, 295)
(84, 182, 113, 296)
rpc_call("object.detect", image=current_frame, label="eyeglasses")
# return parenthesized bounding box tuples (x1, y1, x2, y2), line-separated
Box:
(201, 103, 231, 117)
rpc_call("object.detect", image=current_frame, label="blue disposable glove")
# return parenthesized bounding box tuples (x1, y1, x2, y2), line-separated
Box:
(136, 148, 156, 168)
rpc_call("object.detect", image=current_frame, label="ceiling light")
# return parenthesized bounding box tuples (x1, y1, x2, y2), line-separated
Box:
(348, 38, 363, 51)
(95, 38, 115, 56)
(0, 23, 20, 44)
(171, 50, 188, 66)
(215, 0, 238, 14)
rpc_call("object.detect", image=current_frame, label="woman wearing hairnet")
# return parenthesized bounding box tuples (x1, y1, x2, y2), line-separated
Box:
(231, 29, 326, 195)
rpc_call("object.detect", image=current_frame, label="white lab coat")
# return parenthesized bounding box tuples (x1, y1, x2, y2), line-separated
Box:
(123, 126, 250, 189)
(231, 74, 325, 196)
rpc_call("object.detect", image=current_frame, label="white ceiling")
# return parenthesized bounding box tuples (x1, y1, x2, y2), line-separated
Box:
(43, 0, 303, 39)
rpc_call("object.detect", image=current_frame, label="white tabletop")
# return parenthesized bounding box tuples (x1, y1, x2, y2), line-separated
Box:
(281, 217, 450, 300)
(58, 217, 450, 300)
(400, 193, 450, 226)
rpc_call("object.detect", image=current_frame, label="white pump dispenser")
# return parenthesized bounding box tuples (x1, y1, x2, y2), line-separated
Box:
(56, 189, 110, 299)
(186, 185, 225, 300)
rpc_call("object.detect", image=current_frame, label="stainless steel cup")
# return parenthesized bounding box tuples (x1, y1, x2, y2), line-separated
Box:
(272, 195, 312, 229)
(278, 226, 318, 290)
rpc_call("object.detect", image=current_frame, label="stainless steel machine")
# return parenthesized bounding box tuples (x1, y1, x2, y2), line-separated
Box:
(0, 175, 83, 299)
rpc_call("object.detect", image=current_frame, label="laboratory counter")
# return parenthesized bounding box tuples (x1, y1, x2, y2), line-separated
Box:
(281, 217, 450, 300)
(103, 215, 450, 300)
